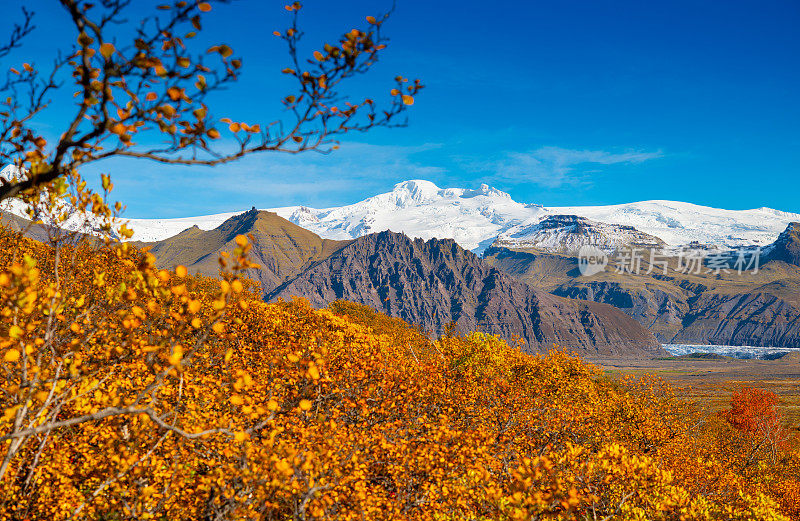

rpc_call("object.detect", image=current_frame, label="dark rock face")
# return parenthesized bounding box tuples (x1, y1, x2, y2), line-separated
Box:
(674, 290, 800, 347)
(556, 281, 800, 347)
(764, 222, 800, 266)
(267, 231, 664, 357)
(552, 281, 690, 342)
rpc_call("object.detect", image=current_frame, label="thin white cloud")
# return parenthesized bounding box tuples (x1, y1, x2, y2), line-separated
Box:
(96, 141, 447, 217)
(483, 146, 663, 188)
(200, 142, 446, 198)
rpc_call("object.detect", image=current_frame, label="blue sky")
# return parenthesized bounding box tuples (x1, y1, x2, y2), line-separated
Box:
(7, 0, 800, 217)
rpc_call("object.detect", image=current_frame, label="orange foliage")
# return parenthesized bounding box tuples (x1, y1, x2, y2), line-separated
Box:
(724, 387, 789, 447)
(0, 226, 799, 519)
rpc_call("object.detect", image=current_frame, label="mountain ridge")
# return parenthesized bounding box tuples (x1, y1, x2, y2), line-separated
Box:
(3, 165, 797, 253)
(113, 178, 800, 252)
(484, 222, 800, 348)
(266, 230, 664, 357)
(144, 209, 351, 295)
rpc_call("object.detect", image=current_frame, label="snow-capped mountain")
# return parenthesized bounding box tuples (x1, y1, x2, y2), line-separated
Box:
(268, 180, 800, 253)
(0, 165, 109, 236)
(547, 200, 800, 248)
(275, 180, 531, 252)
(4, 172, 800, 254)
(494, 214, 666, 254)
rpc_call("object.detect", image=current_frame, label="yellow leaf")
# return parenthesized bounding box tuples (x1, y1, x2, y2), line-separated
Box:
(167, 87, 182, 101)
(198, 2, 212, 12)
(8, 325, 23, 339)
(175, 265, 188, 278)
(402, 95, 414, 106)
(4, 349, 20, 362)
(168, 345, 184, 366)
(159, 104, 176, 118)
(299, 399, 312, 411)
(99, 43, 115, 59)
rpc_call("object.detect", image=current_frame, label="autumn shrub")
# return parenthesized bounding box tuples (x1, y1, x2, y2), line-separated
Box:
(0, 227, 798, 519)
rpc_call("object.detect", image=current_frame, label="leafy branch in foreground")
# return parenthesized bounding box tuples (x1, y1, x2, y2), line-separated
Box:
(0, 0, 422, 205)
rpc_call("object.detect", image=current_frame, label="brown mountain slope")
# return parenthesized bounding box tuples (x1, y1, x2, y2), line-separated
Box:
(0, 210, 51, 243)
(0, 209, 95, 245)
(146, 209, 350, 295)
(267, 231, 664, 357)
(484, 223, 800, 347)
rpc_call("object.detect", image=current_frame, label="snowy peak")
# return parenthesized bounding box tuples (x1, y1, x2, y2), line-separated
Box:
(460, 183, 512, 199)
(387, 179, 512, 207)
(269, 180, 529, 251)
(494, 214, 666, 254)
(390, 180, 442, 206)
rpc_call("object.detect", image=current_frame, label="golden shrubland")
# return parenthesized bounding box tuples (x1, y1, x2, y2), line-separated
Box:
(1, 226, 799, 520)
(2, 1, 796, 518)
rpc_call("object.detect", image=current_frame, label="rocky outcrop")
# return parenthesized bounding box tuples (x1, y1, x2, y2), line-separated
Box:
(495, 214, 666, 254)
(550, 277, 800, 347)
(673, 287, 800, 347)
(763, 222, 800, 266)
(267, 231, 664, 357)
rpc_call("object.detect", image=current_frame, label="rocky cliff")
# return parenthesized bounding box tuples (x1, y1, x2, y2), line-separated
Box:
(267, 231, 663, 357)
(763, 222, 800, 266)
